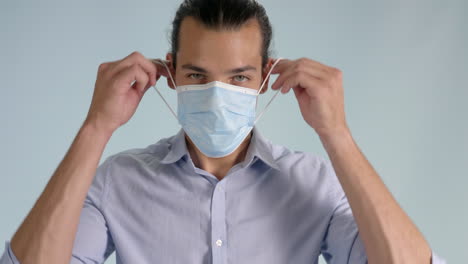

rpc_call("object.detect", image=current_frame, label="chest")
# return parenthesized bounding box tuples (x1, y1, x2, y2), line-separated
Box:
(104, 173, 328, 263)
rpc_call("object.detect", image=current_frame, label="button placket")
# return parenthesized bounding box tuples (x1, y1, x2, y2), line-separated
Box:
(210, 182, 227, 264)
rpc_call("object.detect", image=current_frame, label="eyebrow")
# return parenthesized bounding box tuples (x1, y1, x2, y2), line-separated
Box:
(181, 64, 257, 74)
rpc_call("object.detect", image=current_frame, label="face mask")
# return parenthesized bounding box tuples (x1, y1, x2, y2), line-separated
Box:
(153, 58, 283, 158)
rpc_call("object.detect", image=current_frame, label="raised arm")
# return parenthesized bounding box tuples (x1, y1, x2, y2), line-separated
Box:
(271, 57, 436, 263)
(319, 127, 432, 263)
(8, 51, 159, 264)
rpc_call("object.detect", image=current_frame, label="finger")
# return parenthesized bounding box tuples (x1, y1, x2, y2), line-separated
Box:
(296, 58, 332, 77)
(270, 59, 293, 75)
(272, 61, 330, 91)
(110, 52, 157, 86)
(271, 58, 331, 79)
(130, 52, 158, 86)
(114, 64, 149, 95)
(280, 71, 306, 94)
(271, 66, 307, 92)
(271, 66, 293, 91)
(142, 60, 171, 91)
(151, 59, 171, 79)
(298, 57, 331, 71)
(271, 67, 309, 91)
(270, 60, 298, 91)
(108, 52, 138, 74)
(131, 65, 150, 95)
(281, 71, 324, 95)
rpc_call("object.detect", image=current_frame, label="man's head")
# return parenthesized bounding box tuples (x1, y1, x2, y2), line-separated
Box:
(165, 0, 274, 92)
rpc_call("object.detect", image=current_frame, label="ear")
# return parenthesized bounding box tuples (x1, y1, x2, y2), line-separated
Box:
(259, 58, 275, 94)
(165, 53, 176, 90)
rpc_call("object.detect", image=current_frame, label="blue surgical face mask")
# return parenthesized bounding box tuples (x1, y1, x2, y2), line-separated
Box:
(153, 58, 283, 158)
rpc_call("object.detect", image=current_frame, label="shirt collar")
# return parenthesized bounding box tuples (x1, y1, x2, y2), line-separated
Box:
(159, 127, 280, 171)
(243, 126, 280, 170)
(159, 128, 188, 164)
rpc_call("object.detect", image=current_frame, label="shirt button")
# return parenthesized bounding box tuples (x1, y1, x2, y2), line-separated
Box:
(215, 239, 223, 247)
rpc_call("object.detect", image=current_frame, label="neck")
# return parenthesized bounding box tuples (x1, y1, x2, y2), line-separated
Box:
(185, 132, 252, 181)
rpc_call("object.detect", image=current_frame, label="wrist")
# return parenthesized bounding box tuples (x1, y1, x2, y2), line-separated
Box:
(317, 125, 354, 151)
(316, 123, 351, 140)
(81, 118, 114, 142)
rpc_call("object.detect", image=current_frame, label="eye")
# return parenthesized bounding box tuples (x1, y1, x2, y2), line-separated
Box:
(233, 75, 249, 82)
(187, 73, 205, 80)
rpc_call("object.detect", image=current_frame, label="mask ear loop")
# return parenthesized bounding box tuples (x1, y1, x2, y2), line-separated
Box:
(254, 57, 283, 124)
(152, 59, 178, 120)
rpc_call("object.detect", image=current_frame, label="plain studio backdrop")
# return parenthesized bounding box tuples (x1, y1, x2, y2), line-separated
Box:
(1, 0, 466, 263)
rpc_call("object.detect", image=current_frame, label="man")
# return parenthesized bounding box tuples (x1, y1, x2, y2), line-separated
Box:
(1, 0, 445, 263)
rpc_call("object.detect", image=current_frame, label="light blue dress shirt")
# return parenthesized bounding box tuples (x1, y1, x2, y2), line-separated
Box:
(1, 127, 445, 263)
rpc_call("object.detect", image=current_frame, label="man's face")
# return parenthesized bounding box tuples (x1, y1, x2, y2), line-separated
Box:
(167, 16, 270, 92)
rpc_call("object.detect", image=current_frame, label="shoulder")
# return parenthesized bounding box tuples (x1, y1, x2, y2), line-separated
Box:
(102, 134, 175, 168)
(92, 134, 177, 189)
(88, 134, 177, 204)
(268, 140, 346, 206)
(267, 139, 329, 174)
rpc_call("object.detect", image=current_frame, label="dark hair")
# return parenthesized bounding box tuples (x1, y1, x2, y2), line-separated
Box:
(170, 0, 273, 69)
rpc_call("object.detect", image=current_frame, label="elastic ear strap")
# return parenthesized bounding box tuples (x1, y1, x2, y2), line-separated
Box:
(152, 59, 178, 120)
(257, 57, 283, 95)
(157, 59, 177, 89)
(152, 85, 178, 119)
(254, 57, 283, 124)
(254, 89, 281, 124)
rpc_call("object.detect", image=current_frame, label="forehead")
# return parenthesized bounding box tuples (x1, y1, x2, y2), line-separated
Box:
(176, 16, 263, 69)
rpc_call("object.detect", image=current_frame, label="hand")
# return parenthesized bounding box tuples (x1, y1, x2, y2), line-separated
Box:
(271, 58, 349, 138)
(84, 51, 169, 134)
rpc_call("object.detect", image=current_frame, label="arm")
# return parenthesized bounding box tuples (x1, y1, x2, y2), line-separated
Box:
(271, 57, 435, 263)
(8, 51, 160, 264)
(319, 129, 431, 263)
(9, 122, 111, 263)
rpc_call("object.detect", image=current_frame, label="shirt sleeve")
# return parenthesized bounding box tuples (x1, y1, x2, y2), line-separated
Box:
(0, 241, 20, 264)
(70, 156, 116, 263)
(320, 192, 368, 264)
(0, 157, 115, 264)
(319, 160, 446, 264)
(431, 251, 447, 264)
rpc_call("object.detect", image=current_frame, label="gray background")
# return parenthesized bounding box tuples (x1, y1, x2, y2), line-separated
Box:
(1, 0, 466, 263)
